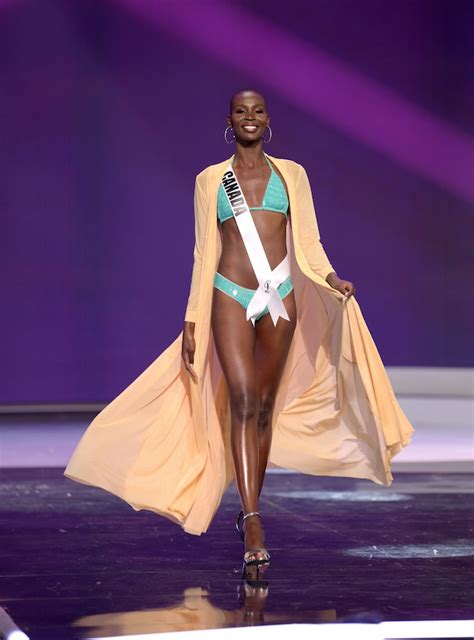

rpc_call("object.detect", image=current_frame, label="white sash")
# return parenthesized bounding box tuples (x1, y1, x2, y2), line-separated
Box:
(221, 159, 291, 327)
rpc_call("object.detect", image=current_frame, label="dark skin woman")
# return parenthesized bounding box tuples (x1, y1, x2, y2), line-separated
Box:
(182, 89, 355, 576)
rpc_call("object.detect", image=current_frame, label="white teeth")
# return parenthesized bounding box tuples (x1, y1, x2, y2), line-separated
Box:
(243, 125, 257, 131)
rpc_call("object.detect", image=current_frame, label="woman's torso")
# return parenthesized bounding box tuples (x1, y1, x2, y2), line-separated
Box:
(216, 155, 290, 288)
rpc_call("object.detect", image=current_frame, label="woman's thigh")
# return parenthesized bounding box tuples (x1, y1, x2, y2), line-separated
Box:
(211, 287, 258, 409)
(211, 286, 297, 408)
(254, 290, 297, 401)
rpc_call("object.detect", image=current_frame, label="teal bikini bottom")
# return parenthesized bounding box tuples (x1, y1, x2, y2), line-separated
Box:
(213, 271, 294, 323)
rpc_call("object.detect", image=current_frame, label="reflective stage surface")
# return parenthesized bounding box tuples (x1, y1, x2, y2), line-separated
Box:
(1, 468, 473, 639)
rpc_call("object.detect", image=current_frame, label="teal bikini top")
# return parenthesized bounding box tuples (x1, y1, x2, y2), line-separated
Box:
(217, 154, 289, 224)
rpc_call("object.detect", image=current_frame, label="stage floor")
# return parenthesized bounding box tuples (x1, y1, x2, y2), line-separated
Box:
(1, 467, 473, 639)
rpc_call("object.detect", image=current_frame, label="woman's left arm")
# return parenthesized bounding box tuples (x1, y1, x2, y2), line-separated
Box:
(296, 164, 355, 298)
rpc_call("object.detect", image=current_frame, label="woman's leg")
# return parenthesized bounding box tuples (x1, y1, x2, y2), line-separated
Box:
(255, 290, 297, 497)
(211, 286, 264, 556)
(211, 284, 297, 556)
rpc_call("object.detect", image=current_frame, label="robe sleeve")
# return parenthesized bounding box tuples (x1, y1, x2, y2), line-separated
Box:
(296, 163, 336, 281)
(184, 171, 209, 323)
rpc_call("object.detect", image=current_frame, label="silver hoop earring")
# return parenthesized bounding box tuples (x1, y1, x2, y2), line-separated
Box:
(224, 125, 235, 144)
(263, 125, 272, 144)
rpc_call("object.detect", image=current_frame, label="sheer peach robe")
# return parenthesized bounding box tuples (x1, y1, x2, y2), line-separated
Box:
(64, 153, 414, 535)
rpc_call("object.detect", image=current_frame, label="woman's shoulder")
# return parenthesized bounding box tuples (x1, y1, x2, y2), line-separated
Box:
(194, 155, 304, 186)
(270, 155, 301, 167)
(263, 153, 302, 170)
(278, 157, 306, 172)
(267, 155, 306, 182)
(193, 158, 232, 189)
(193, 161, 221, 184)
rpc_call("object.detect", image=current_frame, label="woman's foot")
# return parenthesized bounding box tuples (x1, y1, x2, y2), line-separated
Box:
(242, 513, 267, 562)
(236, 511, 271, 579)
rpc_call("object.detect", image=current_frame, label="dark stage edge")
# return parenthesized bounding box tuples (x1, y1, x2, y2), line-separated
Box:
(0, 467, 473, 639)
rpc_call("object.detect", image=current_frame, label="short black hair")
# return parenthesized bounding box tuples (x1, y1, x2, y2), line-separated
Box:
(229, 88, 266, 114)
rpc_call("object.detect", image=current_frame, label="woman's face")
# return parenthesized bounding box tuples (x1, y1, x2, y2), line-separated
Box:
(228, 93, 269, 143)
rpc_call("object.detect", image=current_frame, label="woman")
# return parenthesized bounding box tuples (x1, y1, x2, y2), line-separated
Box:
(64, 89, 413, 578)
(182, 89, 355, 578)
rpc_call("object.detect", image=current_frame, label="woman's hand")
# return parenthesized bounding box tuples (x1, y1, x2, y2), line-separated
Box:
(182, 321, 198, 383)
(326, 272, 356, 298)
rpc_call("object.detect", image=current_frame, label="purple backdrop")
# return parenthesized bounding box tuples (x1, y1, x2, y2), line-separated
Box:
(1, 0, 473, 404)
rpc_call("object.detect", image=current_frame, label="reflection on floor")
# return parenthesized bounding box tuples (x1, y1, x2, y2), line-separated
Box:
(0, 468, 473, 639)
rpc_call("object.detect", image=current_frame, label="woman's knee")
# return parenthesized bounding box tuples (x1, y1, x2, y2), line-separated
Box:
(258, 394, 276, 430)
(229, 389, 260, 423)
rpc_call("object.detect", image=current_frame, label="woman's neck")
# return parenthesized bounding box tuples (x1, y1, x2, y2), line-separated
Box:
(232, 142, 266, 168)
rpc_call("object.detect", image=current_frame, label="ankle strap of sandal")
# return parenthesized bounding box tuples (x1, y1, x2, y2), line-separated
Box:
(242, 511, 261, 522)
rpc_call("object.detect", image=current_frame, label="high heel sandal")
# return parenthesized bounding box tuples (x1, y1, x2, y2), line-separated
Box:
(236, 510, 270, 580)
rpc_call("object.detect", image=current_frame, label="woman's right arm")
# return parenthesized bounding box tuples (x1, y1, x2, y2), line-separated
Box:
(184, 172, 208, 323)
(182, 171, 208, 382)
(182, 320, 198, 382)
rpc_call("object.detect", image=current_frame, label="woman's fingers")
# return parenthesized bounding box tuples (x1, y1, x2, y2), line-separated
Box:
(181, 332, 198, 382)
(340, 280, 355, 297)
(188, 363, 198, 383)
(182, 349, 198, 382)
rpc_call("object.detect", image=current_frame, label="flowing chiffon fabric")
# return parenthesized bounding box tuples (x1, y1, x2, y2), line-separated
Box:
(64, 154, 414, 535)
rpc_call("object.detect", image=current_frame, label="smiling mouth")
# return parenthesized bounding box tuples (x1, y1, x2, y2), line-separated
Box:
(242, 124, 259, 132)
